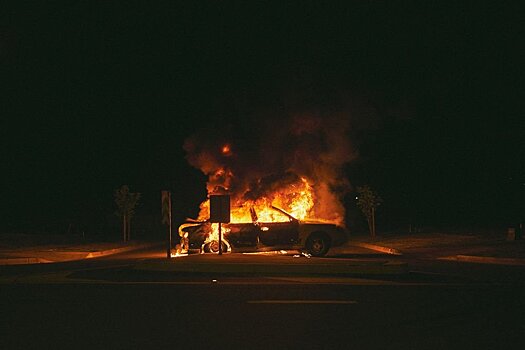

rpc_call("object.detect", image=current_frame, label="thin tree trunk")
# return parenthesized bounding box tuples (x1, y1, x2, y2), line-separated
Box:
(127, 217, 131, 242)
(123, 214, 127, 242)
(371, 207, 376, 237)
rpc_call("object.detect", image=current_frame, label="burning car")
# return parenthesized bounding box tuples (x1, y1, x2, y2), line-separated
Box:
(178, 205, 348, 257)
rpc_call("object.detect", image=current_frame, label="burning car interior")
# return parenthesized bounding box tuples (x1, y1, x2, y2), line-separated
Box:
(178, 185, 348, 257)
(180, 119, 354, 257)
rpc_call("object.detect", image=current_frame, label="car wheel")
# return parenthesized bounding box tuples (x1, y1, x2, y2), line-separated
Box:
(203, 240, 229, 254)
(305, 233, 331, 257)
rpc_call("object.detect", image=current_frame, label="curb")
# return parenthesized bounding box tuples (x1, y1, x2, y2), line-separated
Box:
(85, 243, 159, 259)
(0, 242, 159, 266)
(136, 258, 409, 275)
(351, 242, 403, 255)
(0, 257, 50, 265)
(455, 255, 525, 266)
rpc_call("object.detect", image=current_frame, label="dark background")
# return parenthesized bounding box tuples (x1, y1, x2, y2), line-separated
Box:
(1, 1, 522, 238)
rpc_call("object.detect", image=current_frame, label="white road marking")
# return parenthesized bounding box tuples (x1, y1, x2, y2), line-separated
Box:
(247, 300, 358, 304)
(0, 274, 476, 286)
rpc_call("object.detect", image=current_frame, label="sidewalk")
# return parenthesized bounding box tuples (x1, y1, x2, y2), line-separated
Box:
(2, 231, 523, 267)
(346, 231, 525, 266)
(0, 234, 159, 265)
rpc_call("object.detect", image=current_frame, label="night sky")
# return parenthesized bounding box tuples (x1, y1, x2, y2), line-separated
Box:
(1, 1, 522, 236)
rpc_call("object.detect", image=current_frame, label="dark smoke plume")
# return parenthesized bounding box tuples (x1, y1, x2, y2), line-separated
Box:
(183, 94, 375, 226)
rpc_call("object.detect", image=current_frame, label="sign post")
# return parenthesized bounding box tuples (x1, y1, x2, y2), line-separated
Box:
(209, 194, 230, 255)
(218, 222, 222, 255)
(161, 191, 172, 258)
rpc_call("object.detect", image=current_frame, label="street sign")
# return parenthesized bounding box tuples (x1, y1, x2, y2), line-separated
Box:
(210, 194, 230, 223)
(161, 190, 172, 258)
(161, 191, 171, 225)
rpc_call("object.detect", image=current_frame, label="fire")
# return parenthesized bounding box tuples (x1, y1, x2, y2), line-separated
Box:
(171, 251, 188, 258)
(195, 175, 324, 248)
(198, 176, 315, 223)
(244, 177, 314, 222)
(221, 144, 232, 156)
(275, 177, 314, 220)
(203, 224, 232, 251)
(184, 114, 353, 233)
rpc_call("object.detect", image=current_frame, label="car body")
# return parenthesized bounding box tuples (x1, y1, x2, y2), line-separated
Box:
(178, 206, 348, 257)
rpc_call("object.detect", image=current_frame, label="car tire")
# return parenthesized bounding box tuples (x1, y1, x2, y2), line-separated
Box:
(305, 233, 331, 257)
(203, 240, 229, 254)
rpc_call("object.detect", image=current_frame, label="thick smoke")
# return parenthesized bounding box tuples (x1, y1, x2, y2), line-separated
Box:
(183, 100, 367, 226)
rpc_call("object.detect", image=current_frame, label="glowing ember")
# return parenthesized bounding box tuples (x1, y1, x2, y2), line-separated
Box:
(242, 250, 290, 255)
(221, 144, 232, 156)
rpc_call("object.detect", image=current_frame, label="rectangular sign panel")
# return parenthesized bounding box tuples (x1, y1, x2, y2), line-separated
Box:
(209, 194, 230, 223)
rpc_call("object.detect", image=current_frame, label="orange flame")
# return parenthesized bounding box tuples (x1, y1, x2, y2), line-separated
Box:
(221, 144, 232, 156)
(200, 177, 315, 245)
(199, 176, 317, 223)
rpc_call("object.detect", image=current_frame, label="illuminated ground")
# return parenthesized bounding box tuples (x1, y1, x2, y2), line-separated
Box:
(1, 243, 525, 349)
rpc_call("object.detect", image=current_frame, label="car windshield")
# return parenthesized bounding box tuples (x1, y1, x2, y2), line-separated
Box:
(255, 206, 296, 223)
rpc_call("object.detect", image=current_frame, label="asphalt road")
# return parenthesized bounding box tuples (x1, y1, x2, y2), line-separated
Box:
(1, 246, 524, 350)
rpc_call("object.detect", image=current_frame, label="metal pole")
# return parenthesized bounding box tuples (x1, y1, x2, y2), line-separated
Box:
(218, 222, 222, 255)
(167, 192, 172, 258)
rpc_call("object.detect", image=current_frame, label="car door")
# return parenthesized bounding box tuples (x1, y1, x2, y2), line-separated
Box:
(226, 223, 259, 247)
(258, 221, 299, 246)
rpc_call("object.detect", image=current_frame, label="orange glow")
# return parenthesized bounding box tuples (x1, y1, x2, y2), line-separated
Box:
(198, 176, 324, 228)
(221, 144, 232, 156)
(190, 154, 345, 251)
(171, 252, 188, 258)
(206, 223, 231, 243)
(243, 250, 289, 255)
(235, 176, 314, 222)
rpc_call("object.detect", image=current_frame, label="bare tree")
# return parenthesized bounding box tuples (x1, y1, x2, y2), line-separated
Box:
(114, 185, 141, 242)
(356, 185, 382, 237)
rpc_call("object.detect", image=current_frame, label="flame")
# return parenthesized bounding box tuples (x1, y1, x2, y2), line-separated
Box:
(206, 223, 231, 244)
(198, 176, 315, 222)
(246, 177, 314, 222)
(221, 144, 232, 156)
(195, 176, 322, 248)
(171, 252, 188, 258)
(184, 114, 353, 233)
